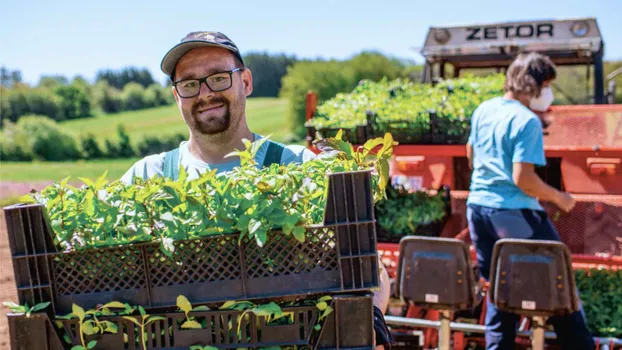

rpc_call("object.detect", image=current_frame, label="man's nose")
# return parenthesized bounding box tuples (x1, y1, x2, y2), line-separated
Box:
(197, 80, 215, 99)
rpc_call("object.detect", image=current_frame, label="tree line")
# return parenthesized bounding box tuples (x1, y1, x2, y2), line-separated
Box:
(2, 53, 620, 161)
(1, 67, 174, 124)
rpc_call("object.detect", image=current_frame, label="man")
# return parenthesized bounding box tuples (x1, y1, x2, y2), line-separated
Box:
(466, 52, 595, 349)
(120, 31, 393, 348)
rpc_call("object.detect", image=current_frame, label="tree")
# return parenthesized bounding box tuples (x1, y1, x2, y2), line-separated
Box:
(244, 52, 297, 97)
(55, 83, 92, 119)
(144, 83, 170, 108)
(280, 59, 356, 138)
(80, 132, 104, 159)
(96, 67, 155, 89)
(0, 67, 22, 88)
(280, 51, 409, 138)
(121, 82, 146, 111)
(92, 81, 122, 113)
(39, 75, 68, 89)
(3, 115, 81, 161)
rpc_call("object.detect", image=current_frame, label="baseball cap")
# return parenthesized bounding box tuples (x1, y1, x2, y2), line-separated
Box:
(161, 31, 245, 80)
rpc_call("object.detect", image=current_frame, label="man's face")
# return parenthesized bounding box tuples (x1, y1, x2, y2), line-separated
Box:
(172, 47, 252, 136)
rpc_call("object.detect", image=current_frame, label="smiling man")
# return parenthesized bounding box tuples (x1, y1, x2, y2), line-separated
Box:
(120, 31, 315, 183)
(120, 31, 393, 348)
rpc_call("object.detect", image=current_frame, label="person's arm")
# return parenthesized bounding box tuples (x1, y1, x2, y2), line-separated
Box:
(373, 257, 391, 313)
(511, 117, 575, 212)
(466, 143, 474, 170)
(373, 257, 392, 349)
(513, 162, 575, 212)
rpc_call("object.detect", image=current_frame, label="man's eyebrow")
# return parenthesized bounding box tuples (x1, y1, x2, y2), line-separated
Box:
(177, 67, 235, 81)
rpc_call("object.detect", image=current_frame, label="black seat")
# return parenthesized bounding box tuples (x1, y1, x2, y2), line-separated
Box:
(489, 238, 579, 317)
(396, 236, 476, 310)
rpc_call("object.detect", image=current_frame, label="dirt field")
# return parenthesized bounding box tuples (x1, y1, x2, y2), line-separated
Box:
(1, 210, 18, 350)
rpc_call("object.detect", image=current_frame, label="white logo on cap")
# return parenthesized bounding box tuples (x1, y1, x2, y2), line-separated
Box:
(198, 33, 215, 41)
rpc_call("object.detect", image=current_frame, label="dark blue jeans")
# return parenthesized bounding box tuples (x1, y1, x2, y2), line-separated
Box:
(467, 204, 595, 350)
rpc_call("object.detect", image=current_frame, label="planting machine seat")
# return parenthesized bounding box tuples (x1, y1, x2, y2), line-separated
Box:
(393, 237, 476, 350)
(489, 239, 579, 350)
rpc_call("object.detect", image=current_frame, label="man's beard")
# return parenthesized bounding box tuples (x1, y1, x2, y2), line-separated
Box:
(190, 97, 231, 135)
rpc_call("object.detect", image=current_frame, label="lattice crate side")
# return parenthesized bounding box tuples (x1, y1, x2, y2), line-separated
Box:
(146, 234, 248, 307)
(3, 204, 58, 312)
(53, 245, 150, 313)
(56, 304, 326, 349)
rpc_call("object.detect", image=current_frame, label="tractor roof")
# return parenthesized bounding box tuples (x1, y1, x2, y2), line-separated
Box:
(421, 18, 603, 68)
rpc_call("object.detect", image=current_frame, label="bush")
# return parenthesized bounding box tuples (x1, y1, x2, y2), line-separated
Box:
(576, 269, 622, 337)
(92, 81, 122, 114)
(55, 83, 92, 120)
(26, 88, 62, 121)
(2, 115, 81, 161)
(103, 124, 135, 158)
(121, 82, 146, 111)
(3, 87, 61, 122)
(104, 138, 119, 158)
(144, 83, 171, 108)
(116, 124, 135, 158)
(280, 60, 355, 138)
(280, 51, 405, 139)
(0, 120, 34, 161)
(80, 132, 104, 159)
(136, 133, 186, 156)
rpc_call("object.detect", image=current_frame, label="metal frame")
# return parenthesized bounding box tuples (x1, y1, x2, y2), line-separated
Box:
(384, 315, 622, 347)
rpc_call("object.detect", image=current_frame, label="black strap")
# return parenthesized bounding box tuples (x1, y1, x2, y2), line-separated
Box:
(374, 306, 394, 347)
(262, 141, 285, 168)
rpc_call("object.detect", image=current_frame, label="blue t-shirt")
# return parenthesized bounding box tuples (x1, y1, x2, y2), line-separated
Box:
(466, 97, 546, 210)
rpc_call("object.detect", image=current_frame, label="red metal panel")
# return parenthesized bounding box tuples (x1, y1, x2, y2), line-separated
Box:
(561, 156, 622, 194)
(544, 105, 622, 147)
(390, 155, 455, 190)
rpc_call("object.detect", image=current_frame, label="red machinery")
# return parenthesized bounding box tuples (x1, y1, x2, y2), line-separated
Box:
(305, 17, 621, 349)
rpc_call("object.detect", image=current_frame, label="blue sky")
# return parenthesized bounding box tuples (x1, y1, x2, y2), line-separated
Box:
(2, 0, 621, 85)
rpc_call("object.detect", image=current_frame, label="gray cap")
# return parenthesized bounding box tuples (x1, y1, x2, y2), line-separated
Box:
(161, 31, 244, 79)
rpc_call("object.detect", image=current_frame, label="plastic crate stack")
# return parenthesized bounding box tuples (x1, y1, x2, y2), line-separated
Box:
(4, 171, 380, 349)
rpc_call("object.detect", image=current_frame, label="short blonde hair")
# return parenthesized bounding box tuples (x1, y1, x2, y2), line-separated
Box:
(504, 52, 557, 99)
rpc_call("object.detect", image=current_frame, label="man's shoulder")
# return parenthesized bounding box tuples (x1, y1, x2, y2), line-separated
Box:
(119, 151, 169, 185)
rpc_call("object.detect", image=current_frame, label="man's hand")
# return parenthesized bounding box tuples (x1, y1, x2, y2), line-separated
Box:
(373, 257, 391, 313)
(554, 192, 576, 213)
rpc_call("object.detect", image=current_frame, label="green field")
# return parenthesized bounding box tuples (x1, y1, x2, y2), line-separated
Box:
(0, 97, 292, 184)
(61, 97, 291, 145)
(0, 158, 140, 182)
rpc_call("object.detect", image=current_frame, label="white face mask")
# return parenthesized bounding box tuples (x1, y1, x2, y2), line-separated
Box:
(529, 86, 554, 112)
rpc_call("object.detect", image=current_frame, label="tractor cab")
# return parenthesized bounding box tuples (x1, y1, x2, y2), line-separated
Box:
(420, 17, 616, 104)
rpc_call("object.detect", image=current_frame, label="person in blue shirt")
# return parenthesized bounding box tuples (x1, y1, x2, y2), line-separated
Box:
(466, 52, 595, 350)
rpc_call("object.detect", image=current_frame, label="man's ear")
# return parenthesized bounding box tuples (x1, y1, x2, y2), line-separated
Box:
(172, 86, 180, 104)
(242, 68, 253, 97)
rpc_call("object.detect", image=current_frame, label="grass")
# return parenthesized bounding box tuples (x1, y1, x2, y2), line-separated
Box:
(1, 97, 293, 184)
(61, 97, 291, 144)
(0, 158, 140, 182)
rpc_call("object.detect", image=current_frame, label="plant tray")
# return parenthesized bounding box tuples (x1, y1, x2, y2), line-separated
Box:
(4, 171, 379, 314)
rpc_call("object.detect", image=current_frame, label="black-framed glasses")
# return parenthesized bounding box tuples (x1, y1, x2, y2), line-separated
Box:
(173, 68, 244, 98)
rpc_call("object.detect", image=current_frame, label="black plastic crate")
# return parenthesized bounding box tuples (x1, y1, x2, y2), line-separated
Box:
(306, 110, 470, 145)
(4, 171, 379, 314)
(8, 294, 375, 350)
(306, 124, 371, 145)
(371, 111, 469, 145)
